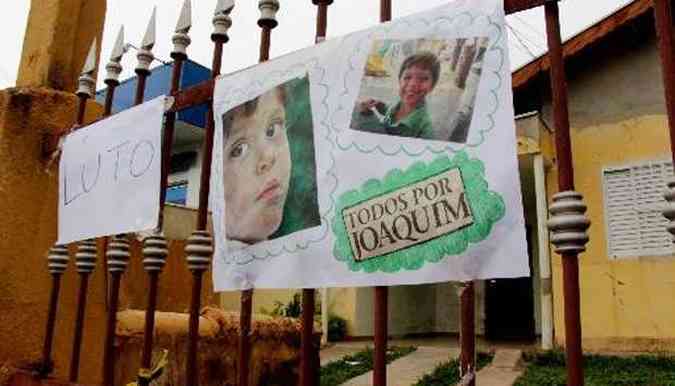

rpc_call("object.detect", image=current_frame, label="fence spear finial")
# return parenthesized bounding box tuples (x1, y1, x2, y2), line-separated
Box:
(105, 26, 125, 85)
(212, 0, 234, 42)
(136, 7, 157, 74)
(215, 0, 235, 15)
(76, 39, 98, 98)
(172, 0, 192, 58)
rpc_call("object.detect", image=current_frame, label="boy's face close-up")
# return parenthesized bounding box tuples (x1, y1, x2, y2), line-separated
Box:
(399, 64, 434, 109)
(222, 89, 291, 243)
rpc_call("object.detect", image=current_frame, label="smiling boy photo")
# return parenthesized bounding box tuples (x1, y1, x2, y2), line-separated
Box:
(221, 75, 320, 250)
(350, 37, 490, 143)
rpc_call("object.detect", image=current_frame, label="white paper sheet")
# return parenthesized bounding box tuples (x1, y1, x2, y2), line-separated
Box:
(57, 96, 165, 243)
(210, 0, 529, 290)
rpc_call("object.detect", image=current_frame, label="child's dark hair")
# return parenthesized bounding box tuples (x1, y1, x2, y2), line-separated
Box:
(398, 51, 441, 87)
(222, 86, 287, 139)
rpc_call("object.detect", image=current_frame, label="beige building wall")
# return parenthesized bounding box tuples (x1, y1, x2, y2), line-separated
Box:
(541, 32, 675, 352)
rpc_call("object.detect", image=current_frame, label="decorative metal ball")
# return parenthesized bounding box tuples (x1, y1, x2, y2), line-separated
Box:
(185, 230, 213, 272)
(258, 0, 280, 29)
(172, 32, 191, 58)
(212, 12, 232, 42)
(547, 191, 591, 254)
(47, 244, 69, 275)
(105, 61, 123, 85)
(142, 234, 168, 272)
(75, 239, 98, 274)
(135, 49, 154, 75)
(76, 74, 95, 98)
(107, 234, 130, 273)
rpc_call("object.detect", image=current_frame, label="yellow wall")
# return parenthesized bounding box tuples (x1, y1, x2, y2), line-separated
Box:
(542, 32, 675, 352)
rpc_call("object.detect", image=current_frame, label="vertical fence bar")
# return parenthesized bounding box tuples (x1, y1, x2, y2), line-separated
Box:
(654, 0, 675, 162)
(373, 2, 391, 386)
(373, 286, 388, 386)
(185, 2, 231, 385)
(67, 40, 99, 383)
(459, 282, 476, 386)
(299, 2, 332, 386)
(68, 239, 97, 382)
(159, 0, 191, 230)
(237, 3, 279, 386)
(544, 1, 591, 385)
(39, 246, 70, 377)
(133, 11, 168, 386)
(655, 0, 675, 243)
(102, 235, 130, 386)
(301, 288, 317, 386)
(100, 27, 128, 386)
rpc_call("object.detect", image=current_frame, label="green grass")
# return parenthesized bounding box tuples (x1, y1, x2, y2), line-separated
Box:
(413, 352, 494, 386)
(515, 350, 675, 385)
(320, 346, 417, 386)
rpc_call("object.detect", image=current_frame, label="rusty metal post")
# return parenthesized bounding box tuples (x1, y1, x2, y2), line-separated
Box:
(459, 282, 476, 386)
(373, 286, 388, 386)
(299, 3, 333, 386)
(67, 42, 99, 382)
(101, 235, 131, 386)
(133, 11, 166, 386)
(137, 237, 168, 386)
(236, 3, 280, 386)
(99, 26, 129, 386)
(184, 2, 231, 385)
(655, 0, 675, 245)
(39, 245, 70, 377)
(68, 239, 97, 383)
(159, 0, 191, 230)
(654, 0, 675, 162)
(301, 288, 317, 386)
(544, 2, 591, 385)
(373, 3, 391, 386)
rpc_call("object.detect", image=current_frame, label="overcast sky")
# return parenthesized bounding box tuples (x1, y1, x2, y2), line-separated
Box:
(0, 0, 635, 90)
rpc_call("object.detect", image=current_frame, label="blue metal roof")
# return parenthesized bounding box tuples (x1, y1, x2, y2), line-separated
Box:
(95, 59, 211, 128)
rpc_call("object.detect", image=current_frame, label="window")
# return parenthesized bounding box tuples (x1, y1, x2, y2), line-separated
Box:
(603, 160, 674, 259)
(166, 182, 188, 206)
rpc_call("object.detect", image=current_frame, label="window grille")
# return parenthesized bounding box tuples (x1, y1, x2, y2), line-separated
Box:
(603, 160, 674, 258)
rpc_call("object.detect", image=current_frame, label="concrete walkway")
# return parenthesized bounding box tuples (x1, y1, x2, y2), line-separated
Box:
(475, 349, 524, 386)
(320, 339, 528, 386)
(340, 346, 459, 386)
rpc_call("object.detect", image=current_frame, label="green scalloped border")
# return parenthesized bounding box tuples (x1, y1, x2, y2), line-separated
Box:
(332, 151, 505, 273)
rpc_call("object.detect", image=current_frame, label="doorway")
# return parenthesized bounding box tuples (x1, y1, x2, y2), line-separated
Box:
(484, 226, 536, 341)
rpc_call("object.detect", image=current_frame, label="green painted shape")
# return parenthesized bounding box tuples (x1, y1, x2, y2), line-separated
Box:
(332, 151, 505, 273)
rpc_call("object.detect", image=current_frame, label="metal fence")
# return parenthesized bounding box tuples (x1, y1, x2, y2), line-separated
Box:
(35, 0, 675, 385)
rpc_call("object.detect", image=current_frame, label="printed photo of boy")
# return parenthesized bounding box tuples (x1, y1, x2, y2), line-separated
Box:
(351, 37, 489, 143)
(221, 75, 320, 251)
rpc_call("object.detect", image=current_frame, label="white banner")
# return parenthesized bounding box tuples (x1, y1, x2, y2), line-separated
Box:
(210, 0, 529, 290)
(58, 96, 165, 244)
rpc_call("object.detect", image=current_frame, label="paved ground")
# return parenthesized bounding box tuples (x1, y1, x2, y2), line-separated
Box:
(476, 349, 524, 386)
(340, 346, 459, 386)
(320, 338, 530, 386)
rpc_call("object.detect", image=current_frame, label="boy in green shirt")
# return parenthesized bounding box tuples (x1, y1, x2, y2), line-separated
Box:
(353, 51, 440, 140)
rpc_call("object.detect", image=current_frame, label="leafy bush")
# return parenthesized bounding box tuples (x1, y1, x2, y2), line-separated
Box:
(327, 315, 347, 342)
(270, 292, 302, 318)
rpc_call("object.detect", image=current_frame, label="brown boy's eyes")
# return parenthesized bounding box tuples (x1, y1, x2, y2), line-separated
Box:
(230, 142, 248, 158)
(266, 122, 284, 138)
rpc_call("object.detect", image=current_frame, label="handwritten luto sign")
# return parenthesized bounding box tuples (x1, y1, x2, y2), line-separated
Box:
(58, 96, 165, 244)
